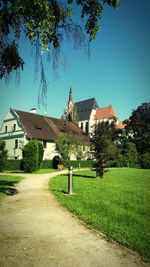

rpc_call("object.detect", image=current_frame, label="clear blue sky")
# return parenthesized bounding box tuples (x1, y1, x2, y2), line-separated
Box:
(0, 0, 150, 126)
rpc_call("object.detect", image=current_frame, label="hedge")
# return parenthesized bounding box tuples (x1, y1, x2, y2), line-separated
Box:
(61, 160, 94, 169)
(4, 159, 94, 171)
(41, 159, 94, 169)
(5, 160, 22, 170)
(41, 160, 53, 169)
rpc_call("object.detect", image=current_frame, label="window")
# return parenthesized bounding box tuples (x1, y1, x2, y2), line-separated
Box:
(85, 121, 89, 134)
(13, 124, 16, 131)
(15, 139, 18, 149)
(43, 140, 47, 149)
(35, 124, 42, 130)
(5, 126, 7, 132)
(81, 123, 83, 130)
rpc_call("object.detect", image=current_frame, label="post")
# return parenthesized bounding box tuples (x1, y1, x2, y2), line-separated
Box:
(68, 166, 73, 195)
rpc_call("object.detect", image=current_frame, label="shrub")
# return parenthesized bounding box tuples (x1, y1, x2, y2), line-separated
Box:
(41, 160, 52, 169)
(21, 140, 44, 172)
(5, 160, 21, 170)
(38, 141, 44, 168)
(62, 160, 94, 169)
(0, 140, 8, 172)
(140, 153, 150, 169)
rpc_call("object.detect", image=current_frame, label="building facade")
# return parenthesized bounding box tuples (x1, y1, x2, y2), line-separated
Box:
(0, 108, 88, 160)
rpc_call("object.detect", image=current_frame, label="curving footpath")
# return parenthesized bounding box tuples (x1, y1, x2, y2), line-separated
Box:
(0, 171, 149, 267)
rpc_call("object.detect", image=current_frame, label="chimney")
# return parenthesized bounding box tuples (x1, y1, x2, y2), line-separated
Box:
(30, 108, 36, 114)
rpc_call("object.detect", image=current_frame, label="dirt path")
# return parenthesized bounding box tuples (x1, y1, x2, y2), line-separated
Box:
(0, 171, 149, 267)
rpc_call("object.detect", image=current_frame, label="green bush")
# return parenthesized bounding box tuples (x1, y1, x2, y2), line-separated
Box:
(41, 160, 52, 169)
(21, 140, 44, 172)
(38, 142, 44, 168)
(140, 153, 150, 169)
(0, 140, 8, 172)
(5, 160, 21, 170)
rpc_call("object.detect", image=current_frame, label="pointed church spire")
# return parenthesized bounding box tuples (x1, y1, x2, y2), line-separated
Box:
(69, 85, 73, 102)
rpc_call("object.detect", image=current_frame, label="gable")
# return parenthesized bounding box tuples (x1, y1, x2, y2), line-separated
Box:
(0, 109, 24, 134)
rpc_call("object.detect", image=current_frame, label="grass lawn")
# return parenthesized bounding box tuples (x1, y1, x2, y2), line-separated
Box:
(0, 175, 23, 199)
(50, 168, 150, 261)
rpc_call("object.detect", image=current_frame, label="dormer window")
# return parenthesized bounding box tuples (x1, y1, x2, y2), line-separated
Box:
(35, 124, 42, 130)
(13, 124, 16, 131)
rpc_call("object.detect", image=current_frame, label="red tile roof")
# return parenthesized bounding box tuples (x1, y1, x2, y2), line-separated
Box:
(95, 105, 116, 120)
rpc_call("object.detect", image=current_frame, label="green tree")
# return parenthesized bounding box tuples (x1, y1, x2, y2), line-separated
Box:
(105, 141, 119, 166)
(0, 0, 120, 101)
(55, 133, 86, 160)
(21, 140, 44, 172)
(117, 142, 138, 167)
(125, 102, 150, 154)
(91, 120, 117, 177)
(55, 133, 71, 160)
(140, 152, 150, 169)
(0, 140, 8, 172)
(70, 134, 87, 160)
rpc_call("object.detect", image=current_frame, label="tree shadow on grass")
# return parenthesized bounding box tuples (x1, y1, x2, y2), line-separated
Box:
(0, 180, 18, 196)
(73, 173, 96, 179)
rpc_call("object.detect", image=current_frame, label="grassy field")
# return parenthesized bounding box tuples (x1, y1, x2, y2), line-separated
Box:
(50, 168, 150, 261)
(0, 175, 23, 199)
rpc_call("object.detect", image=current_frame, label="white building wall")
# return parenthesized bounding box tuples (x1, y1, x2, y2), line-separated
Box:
(43, 142, 58, 160)
(78, 120, 88, 133)
(89, 109, 96, 134)
(0, 110, 26, 159)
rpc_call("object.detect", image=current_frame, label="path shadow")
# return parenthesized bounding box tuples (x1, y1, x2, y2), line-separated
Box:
(0, 180, 18, 196)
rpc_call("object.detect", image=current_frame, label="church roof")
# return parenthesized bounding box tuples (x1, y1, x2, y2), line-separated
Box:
(75, 98, 99, 121)
(95, 105, 116, 120)
(13, 109, 88, 142)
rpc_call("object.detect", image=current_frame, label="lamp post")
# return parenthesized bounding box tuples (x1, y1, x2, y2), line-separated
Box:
(68, 166, 73, 194)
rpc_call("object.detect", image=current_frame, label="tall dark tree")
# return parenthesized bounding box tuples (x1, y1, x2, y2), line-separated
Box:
(125, 102, 150, 154)
(91, 120, 117, 177)
(0, 0, 120, 102)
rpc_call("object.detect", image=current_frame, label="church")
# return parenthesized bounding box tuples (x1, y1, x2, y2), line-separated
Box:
(64, 87, 125, 135)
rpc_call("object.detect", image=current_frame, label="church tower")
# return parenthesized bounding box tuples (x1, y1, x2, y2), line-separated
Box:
(68, 86, 74, 115)
(61, 86, 77, 123)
